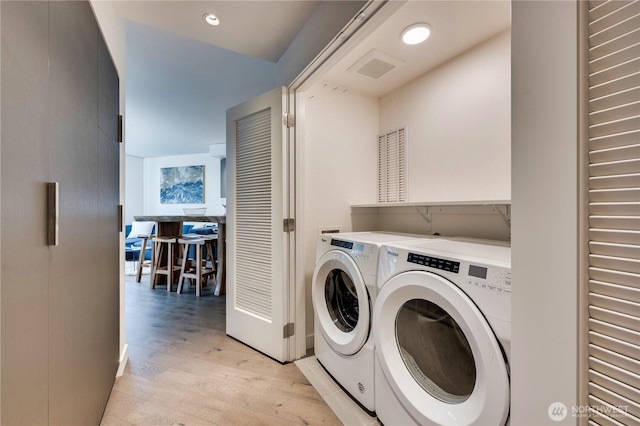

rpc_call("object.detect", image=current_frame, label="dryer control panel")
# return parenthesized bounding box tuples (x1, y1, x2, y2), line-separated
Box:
(466, 266, 511, 294)
(405, 250, 511, 295)
(407, 252, 460, 273)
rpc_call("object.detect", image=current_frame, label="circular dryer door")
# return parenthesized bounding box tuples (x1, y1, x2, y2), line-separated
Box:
(374, 270, 510, 425)
(312, 250, 371, 356)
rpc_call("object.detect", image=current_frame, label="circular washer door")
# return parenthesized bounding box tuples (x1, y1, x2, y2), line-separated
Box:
(312, 250, 371, 356)
(374, 270, 510, 425)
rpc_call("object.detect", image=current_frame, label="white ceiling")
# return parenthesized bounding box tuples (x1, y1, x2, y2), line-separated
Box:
(324, 0, 511, 97)
(111, 1, 321, 63)
(110, 0, 511, 158)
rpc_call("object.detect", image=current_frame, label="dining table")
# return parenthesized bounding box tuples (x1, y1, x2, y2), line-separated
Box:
(134, 215, 226, 296)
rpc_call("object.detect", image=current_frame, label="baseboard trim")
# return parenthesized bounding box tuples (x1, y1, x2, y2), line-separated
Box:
(116, 344, 128, 377)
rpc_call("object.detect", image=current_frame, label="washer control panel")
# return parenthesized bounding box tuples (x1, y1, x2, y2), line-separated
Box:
(331, 239, 353, 250)
(331, 239, 372, 261)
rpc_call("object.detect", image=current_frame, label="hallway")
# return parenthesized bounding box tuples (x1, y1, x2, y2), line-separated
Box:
(101, 274, 341, 425)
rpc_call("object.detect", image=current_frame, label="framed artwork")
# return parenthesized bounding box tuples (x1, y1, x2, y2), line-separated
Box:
(160, 165, 204, 204)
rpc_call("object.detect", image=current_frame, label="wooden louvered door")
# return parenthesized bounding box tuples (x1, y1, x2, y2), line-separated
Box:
(585, 0, 640, 424)
(226, 87, 291, 362)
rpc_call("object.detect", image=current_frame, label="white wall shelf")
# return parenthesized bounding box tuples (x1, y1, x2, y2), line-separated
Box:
(352, 200, 511, 208)
(351, 200, 511, 237)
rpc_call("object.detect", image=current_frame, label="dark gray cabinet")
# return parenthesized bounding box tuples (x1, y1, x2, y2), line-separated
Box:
(0, 2, 51, 423)
(96, 31, 121, 419)
(1, 1, 120, 424)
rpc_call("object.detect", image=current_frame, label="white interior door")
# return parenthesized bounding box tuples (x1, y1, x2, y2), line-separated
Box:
(226, 86, 291, 362)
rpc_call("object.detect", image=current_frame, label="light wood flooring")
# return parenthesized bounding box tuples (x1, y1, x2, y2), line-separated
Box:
(101, 274, 342, 425)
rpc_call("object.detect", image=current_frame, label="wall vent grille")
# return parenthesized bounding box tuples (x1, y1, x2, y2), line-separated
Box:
(378, 127, 407, 203)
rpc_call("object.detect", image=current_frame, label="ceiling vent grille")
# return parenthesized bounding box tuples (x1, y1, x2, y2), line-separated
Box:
(357, 58, 397, 79)
(378, 127, 407, 203)
(349, 49, 404, 80)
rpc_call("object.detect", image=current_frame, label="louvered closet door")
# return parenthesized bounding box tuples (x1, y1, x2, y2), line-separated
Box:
(226, 87, 290, 362)
(586, 1, 640, 424)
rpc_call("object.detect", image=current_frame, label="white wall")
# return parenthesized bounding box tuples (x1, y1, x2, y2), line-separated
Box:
(124, 154, 143, 225)
(351, 30, 512, 241)
(379, 30, 511, 203)
(143, 153, 225, 217)
(511, 1, 578, 424)
(298, 83, 379, 346)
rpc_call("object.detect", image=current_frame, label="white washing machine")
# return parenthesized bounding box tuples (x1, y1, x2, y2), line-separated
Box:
(374, 238, 511, 425)
(312, 232, 427, 414)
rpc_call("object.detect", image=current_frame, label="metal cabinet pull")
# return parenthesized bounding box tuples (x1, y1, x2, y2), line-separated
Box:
(47, 182, 59, 246)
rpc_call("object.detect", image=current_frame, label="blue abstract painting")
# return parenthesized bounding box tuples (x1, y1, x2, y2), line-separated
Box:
(160, 165, 204, 204)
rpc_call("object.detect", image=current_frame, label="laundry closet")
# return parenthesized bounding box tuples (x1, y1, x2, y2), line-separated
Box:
(296, 0, 511, 348)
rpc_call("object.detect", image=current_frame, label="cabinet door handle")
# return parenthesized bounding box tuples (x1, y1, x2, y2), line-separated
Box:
(47, 182, 59, 246)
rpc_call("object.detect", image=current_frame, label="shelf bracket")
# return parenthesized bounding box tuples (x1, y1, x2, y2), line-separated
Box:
(493, 204, 511, 229)
(415, 206, 432, 229)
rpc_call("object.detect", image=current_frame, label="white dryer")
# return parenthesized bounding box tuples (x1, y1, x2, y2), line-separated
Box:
(374, 238, 511, 425)
(312, 232, 426, 414)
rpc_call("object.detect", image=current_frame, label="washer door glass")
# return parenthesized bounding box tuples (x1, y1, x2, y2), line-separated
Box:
(325, 269, 359, 332)
(396, 299, 476, 403)
(312, 250, 371, 356)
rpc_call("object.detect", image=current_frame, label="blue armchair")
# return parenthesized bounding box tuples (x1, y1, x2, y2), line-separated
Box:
(125, 224, 154, 262)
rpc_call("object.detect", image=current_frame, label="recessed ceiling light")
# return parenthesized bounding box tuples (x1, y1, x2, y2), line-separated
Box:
(401, 23, 431, 45)
(203, 13, 220, 26)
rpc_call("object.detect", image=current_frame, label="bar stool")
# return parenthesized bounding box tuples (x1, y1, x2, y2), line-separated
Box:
(136, 235, 154, 283)
(177, 237, 216, 297)
(202, 235, 218, 280)
(151, 236, 181, 291)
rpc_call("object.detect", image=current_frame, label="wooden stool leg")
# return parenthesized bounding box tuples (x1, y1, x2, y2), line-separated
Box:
(195, 244, 202, 297)
(136, 238, 147, 283)
(167, 241, 174, 292)
(177, 243, 190, 294)
(204, 240, 217, 288)
(150, 238, 156, 279)
(151, 240, 163, 289)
